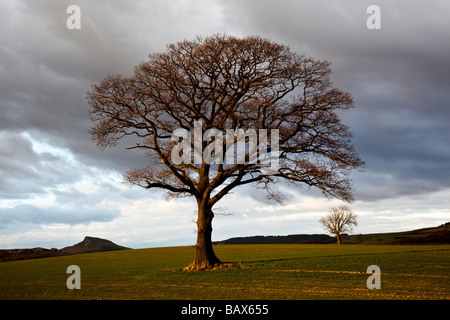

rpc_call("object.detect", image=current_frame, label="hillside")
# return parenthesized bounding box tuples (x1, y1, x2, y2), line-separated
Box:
(216, 222, 450, 245)
(0, 236, 130, 262)
(344, 222, 450, 245)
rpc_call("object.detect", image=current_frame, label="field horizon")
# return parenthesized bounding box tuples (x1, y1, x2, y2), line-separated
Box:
(0, 243, 448, 300)
(2, 222, 448, 264)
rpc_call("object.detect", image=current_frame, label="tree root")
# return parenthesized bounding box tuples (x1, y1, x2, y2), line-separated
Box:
(182, 261, 243, 272)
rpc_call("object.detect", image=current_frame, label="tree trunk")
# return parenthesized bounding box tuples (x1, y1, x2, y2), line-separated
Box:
(187, 202, 222, 270)
(336, 233, 341, 245)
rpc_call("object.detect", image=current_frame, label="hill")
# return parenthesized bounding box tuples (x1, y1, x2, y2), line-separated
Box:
(214, 234, 334, 245)
(61, 236, 130, 255)
(216, 222, 450, 245)
(0, 236, 130, 262)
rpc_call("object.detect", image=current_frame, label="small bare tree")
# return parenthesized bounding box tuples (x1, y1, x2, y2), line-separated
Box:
(319, 205, 358, 244)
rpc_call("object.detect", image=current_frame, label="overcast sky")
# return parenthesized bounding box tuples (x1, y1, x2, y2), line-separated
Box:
(1, 0, 449, 249)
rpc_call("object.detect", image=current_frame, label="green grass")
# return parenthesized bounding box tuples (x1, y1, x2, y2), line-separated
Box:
(0, 244, 448, 300)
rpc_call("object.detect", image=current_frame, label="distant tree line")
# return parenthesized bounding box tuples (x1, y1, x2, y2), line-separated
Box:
(0, 248, 62, 262)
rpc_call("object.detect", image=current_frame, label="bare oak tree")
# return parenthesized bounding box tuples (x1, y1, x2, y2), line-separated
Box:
(87, 35, 364, 270)
(319, 205, 358, 244)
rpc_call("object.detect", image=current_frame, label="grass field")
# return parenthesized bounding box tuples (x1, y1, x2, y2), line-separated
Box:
(0, 244, 448, 300)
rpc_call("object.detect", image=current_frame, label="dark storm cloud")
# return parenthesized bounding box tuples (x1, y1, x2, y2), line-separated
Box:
(221, 0, 450, 202)
(0, 0, 227, 174)
(0, 1, 135, 170)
